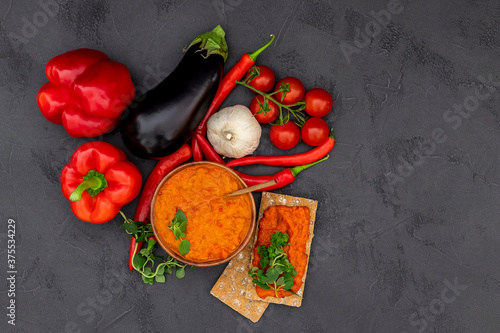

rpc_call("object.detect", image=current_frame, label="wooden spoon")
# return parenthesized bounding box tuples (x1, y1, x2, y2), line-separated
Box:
(224, 179, 277, 197)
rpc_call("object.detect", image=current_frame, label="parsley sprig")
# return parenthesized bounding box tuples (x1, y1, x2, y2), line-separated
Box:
(249, 231, 301, 298)
(119, 211, 191, 285)
(167, 210, 191, 255)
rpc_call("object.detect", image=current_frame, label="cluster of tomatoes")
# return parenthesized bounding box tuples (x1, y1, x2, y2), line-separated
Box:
(244, 65, 333, 150)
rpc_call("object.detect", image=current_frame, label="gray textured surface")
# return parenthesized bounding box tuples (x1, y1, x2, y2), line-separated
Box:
(1, 0, 500, 332)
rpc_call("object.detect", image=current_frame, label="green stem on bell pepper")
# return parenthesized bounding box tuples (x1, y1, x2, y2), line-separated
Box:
(69, 170, 108, 201)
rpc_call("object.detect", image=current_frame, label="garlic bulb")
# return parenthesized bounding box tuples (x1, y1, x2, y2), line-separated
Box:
(207, 105, 262, 158)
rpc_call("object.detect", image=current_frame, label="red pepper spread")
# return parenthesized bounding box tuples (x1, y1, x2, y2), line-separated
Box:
(154, 164, 253, 262)
(252, 205, 310, 299)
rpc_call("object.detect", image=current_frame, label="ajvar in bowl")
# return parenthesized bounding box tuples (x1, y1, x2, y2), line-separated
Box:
(151, 161, 256, 267)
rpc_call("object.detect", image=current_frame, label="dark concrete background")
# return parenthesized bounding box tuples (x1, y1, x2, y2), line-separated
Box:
(1, 0, 499, 332)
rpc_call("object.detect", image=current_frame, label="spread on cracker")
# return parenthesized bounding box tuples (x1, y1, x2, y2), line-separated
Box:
(248, 205, 310, 299)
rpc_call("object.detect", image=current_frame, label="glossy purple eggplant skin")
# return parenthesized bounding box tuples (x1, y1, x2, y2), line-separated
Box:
(120, 44, 223, 159)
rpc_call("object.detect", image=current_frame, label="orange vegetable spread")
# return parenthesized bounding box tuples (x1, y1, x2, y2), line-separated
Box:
(154, 164, 253, 262)
(252, 205, 310, 299)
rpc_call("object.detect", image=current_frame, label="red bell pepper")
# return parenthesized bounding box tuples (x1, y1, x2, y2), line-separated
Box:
(37, 49, 135, 137)
(61, 141, 142, 224)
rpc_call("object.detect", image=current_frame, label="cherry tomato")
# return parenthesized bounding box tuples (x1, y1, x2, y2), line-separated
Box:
(274, 77, 305, 105)
(246, 65, 275, 93)
(304, 88, 333, 117)
(301, 117, 330, 146)
(250, 95, 279, 124)
(270, 122, 301, 150)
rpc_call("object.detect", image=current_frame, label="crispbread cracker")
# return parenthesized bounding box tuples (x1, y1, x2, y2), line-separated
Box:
(210, 237, 269, 322)
(245, 192, 318, 307)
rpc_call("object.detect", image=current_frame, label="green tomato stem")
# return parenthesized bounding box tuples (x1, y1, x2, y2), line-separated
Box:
(237, 80, 306, 126)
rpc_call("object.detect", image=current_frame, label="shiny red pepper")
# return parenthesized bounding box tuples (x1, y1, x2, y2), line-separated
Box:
(192, 136, 204, 162)
(194, 35, 275, 137)
(227, 131, 335, 168)
(37, 49, 135, 137)
(195, 133, 225, 164)
(234, 156, 329, 191)
(61, 141, 142, 224)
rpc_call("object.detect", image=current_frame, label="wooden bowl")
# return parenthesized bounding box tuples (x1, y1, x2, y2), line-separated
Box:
(150, 161, 256, 267)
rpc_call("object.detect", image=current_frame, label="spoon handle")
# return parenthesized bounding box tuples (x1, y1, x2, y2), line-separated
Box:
(225, 179, 277, 197)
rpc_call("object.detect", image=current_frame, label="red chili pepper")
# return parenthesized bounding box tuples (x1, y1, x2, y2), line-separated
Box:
(227, 131, 335, 168)
(234, 156, 329, 191)
(192, 137, 204, 162)
(37, 49, 135, 137)
(195, 133, 225, 164)
(128, 144, 192, 270)
(195, 35, 275, 136)
(61, 141, 142, 224)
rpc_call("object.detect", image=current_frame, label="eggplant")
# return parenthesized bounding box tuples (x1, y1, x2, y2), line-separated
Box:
(120, 26, 227, 159)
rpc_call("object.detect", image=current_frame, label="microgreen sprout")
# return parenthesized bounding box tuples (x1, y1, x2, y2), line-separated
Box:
(120, 211, 192, 285)
(167, 209, 191, 255)
(249, 231, 301, 298)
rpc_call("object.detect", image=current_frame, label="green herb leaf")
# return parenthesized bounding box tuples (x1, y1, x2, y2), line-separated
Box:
(266, 267, 279, 283)
(260, 257, 270, 269)
(179, 240, 191, 255)
(133, 254, 147, 269)
(283, 273, 294, 289)
(252, 279, 270, 290)
(257, 270, 268, 284)
(276, 276, 285, 286)
(287, 289, 303, 298)
(257, 245, 268, 257)
(122, 223, 138, 234)
(176, 266, 185, 279)
(155, 274, 166, 283)
(179, 221, 187, 233)
(173, 228, 181, 239)
(248, 230, 299, 296)
(119, 211, 192, 286)
(134, 221, 146, 228)
(142, 275, 154, 285)
(271, 231, 289, 249)
(175, 209, 187, 223)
